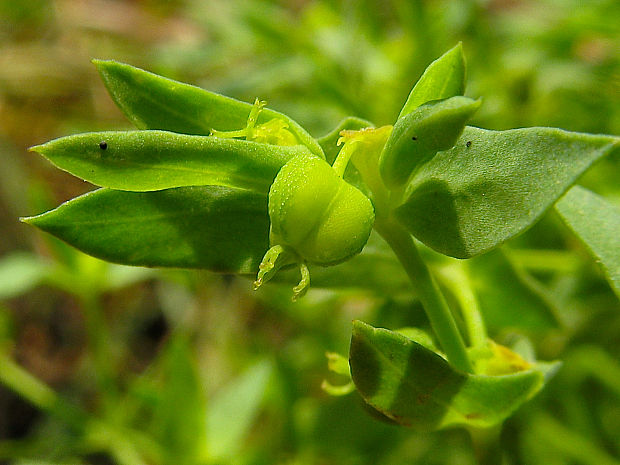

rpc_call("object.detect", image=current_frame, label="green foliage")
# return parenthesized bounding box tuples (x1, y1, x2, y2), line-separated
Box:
(395, 127, 619, 258)
(397, 43, 466, 119)
(2, 2, 620, 464)
(149, 335, 205, 465)
(466, 251, 559, 332)
(380, 96, 481, 188)
(205, 360, 273, 461)
(24, 186, 269, 272)
(22, 49, 619, 449)
(94, 60, 324, 158)
(31, 130, 309, 193)
(349, 321, 559, 430)
(0, 252, 48, 299)
(556, 186, 620, 298)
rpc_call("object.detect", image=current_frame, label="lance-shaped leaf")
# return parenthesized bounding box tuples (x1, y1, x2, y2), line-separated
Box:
(398, 43, 466, 119)
(349, 321, 559, 431)
(30, 130, 310, 193)
(380, 96, 481, 188)
(395, 127, 620, 258)
(93, 60, 324, 158)
(556, 185, 620, 298)
(22, 186, 269, 273)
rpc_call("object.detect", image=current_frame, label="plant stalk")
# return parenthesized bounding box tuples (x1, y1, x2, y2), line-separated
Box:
(437, 262, 488, 349)
(375, 218, 473, 373)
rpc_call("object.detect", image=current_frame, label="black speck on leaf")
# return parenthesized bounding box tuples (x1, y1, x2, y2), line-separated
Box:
(411, 136, 417, 141)
(466, 141, 472, 148)
(99, 141, 108, 150)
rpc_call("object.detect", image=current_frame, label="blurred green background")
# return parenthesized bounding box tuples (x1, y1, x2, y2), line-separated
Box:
(1, 0, 619, 464)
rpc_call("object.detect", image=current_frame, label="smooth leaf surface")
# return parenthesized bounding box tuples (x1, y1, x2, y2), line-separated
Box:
(380, 96, 481, 188)
(397, 43, 466, 119)
(23, 186, 269, 273)
(395, 127, 620, 258)
(350, 321, 557, 431)
(31, 130, 309, 193)
(556, 185, 620, 298)
(94, 60, 324, 158)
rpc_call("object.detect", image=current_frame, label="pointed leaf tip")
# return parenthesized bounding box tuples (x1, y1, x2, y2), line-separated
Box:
(396, 128, 620, 258)
(23, 186, 270, 273)
(27, 130, 305, 193)
(93, 60, 324, 158)
(398, 43, 466, 119)
(380, 96, 481, 188)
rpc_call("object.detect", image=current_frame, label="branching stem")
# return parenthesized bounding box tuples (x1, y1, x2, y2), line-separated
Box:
(375, 217, 473, 373)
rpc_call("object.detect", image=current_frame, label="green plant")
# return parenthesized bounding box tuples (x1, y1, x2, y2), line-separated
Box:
(22, 43, 620, 463)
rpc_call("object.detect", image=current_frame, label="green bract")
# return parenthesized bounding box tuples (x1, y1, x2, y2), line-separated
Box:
(380, 96, 481, 188)
(349, 321, 560, 431)
(398, 42, 466, 119)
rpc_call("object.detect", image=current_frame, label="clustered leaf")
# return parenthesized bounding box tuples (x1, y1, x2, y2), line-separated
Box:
(94, 60, 324, 158)
(397, 42, 466, 119)
(23, 46, 617, 436)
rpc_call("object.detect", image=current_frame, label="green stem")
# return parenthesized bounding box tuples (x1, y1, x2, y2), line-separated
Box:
(508, 249, 580, 273)
(437, 263, 487, 349)
(375, 218, 473, 373)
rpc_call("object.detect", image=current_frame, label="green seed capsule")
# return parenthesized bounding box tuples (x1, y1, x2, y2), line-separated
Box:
(212, 98, 375, 300)
(269, 154, 375, 265)
(255, 154, 375, 300)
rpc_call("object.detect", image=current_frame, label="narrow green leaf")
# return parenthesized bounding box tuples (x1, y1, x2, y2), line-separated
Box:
(31, 130, 309, 193)
(398, 43, 466, 119)
(395, 127, 620, 258)
(380, 96, 481, 188)
(350, 321, 557, 431)
(205, 360, 272, 461)
(23, 186, 269, 273)
(93, 60, 324, 158)
(556, 185, 620, 298)
(317, 116, 373, 164)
